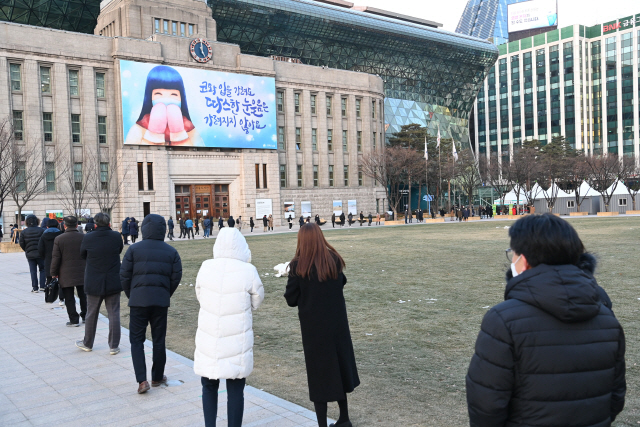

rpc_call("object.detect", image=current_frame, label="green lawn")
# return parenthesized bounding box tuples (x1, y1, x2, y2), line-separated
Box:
(117, 218, 640, 426)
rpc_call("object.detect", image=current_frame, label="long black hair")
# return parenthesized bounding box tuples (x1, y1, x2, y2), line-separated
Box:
(136, 65, 191, 122)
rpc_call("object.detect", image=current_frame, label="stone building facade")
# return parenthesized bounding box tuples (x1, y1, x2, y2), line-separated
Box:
(0, 0, 385, 232)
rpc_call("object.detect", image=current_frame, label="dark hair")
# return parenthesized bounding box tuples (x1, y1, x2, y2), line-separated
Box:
(47, 219, 59, 228)
(136, 65, 191, 122)
(25, 215, 39, 227)
(509, 214, 585, 267)
(291, 223, 345, 282)
(94, 212, 110, 227)
(63, 216, 78, 228)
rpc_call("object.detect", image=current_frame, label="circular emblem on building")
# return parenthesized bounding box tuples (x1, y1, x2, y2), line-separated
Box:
(190, 38, 213, 63)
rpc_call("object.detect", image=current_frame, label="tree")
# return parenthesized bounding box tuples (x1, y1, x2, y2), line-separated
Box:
(585, 154, 624, 212)
(479, 154, 510, 207)
(558, 151, 590, 212)
(623, 158, 640, 210)
(0, 117, 20, 236)
(57, 156, 96, 219)
(538, 136, 573, 214)
(87, 150, 128, 215)
(455, 149, 480, 207)
(505, 140, 541, 213)
(10, 141, 52, 227)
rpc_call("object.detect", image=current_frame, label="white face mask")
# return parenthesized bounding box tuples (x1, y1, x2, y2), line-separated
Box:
(511, 254, 523, 277)
(152, 97, 182, 108)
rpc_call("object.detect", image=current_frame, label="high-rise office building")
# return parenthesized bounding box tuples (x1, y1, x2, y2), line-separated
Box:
(473, 15, 640, 161)
(456, 0, 529, 45)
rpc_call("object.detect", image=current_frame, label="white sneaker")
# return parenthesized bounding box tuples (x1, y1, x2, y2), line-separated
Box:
(59, 300, 65, 306)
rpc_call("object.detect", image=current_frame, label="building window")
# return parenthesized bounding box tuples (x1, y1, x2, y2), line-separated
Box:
(13, 111, 23, 140)
(100, 163, 108, 191)
(263, 164, 267, 188)
(619, 198, 627, 207)
(10, 63, 21, 91)
(96, 73, 105, 98)
(71, 114, 81, 143)
(188, 24, 194, 35)
(46, 162, 56, 192)
(155, 18, 160, 33)
(277, 91, 284, 112)
(372, 100, 376, 118)
(358, 168, 363, 186)
(294, 93, 300, 113)
(137, 162, 144, 190)
(255, 164, 260, 189)
(373, 132, 377, 151)
(68, 70, 79, 96)
(297, 165, 303, 187)
(278, 126, 285, 150)
(357, 131, 362, 152)
(327, 129, 333, 151)
(295, 127, 301, 150)
(181, 22, 186, 37)
(343, 165, 349, 186)
(356, 99, 361, 118)
(567, 200, 575, 208)
(329, 165, 334, 187)
(326, 96, 332, 115)
(280, 165, 286, 188)
(73, 162, 83, 191)
(313, 165, 318, 187)
(172, 21, 177, 36)
(341, 98, 347, 117)
(147, 162, 154, 190)
(311, 128, 317, 151)
(311, 94, 316, 114)
(16, 161, 26, 192)
(40, 66, 51, 94)
(43, 113, 53, 142)
(163, 20, 169, 34)
(98, 116, 107, 143)
(342, 130, 348, 152)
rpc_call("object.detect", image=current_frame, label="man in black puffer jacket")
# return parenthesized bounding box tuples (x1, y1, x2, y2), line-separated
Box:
(466, 214, 625, 427)
(120, 214, 182, 394)
(20, 214, 45, 292)
(38, 219, 64, 302)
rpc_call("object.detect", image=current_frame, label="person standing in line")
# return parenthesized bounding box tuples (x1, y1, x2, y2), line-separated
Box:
(218, 217, 224, 231)
(185, 218, 194, 239)
(466, 214, 625, 427)
(75, 213, 124, 355)
(331, 213, 336, 228)
(359, 211, 364, 226)
(195, 218, 200, 236)
(347, 212, 353, 227)
(129, 217, 139, 243)
(226, 215, 235, 228)
(404, 209, 408, 224)
(237, 216, 243, 232)
(194, 228, 264, 427)
(167, 216, 175, 241)
(120, 214, 182, 394)
(376, 213, 380, 225)
(299, 215, 304, 229)
(288, 215, 293, 230)
(203, 217, 211, 238)
(285, 224, 359, 427)
(368, 213, 372, 226)
(262, 215, 268, 232)
(84, 217, 96, 233)
(268, 214, 273, 231)
(121, 217, 130, 245)
(315, 215, 321, 225)
(249, 217, 254, 233)
(40, 217, 48, 228)
(19, 214, 45, 293)
(50, 216, 87, 327)
(38, 218, 64, 305)
(178, 217, 185, 238)
(339, 212, 345, 227)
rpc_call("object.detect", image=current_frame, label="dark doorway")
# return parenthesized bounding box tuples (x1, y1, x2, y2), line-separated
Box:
(143, 202, 150, 218)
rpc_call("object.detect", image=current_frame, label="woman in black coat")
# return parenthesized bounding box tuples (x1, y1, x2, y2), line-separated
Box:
(129, 218, 139, 243)
(285, 224, 359, 427)
(466, 214, 625, 427)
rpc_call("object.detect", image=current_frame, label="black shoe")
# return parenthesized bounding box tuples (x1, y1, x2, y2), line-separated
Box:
(31, 289, 39, 293)
(329, 422, 352, 427)
(66, 322, 80, 327)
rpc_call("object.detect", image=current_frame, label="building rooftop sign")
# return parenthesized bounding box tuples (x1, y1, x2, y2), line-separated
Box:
(602, 14, 640, 35)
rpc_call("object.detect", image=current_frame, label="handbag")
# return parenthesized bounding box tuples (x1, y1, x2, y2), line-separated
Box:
(44, 278, 59, 303)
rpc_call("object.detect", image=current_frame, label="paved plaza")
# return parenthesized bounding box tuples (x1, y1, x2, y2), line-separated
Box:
(0, 252, 321, 427)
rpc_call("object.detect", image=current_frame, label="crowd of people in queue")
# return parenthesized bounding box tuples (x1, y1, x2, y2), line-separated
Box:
(15, 209, 626, 427)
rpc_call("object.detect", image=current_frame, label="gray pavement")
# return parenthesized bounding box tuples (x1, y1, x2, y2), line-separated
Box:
(0, 252, 322, 427)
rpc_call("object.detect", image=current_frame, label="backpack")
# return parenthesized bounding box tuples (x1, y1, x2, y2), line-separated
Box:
(44, 278, 59, 303)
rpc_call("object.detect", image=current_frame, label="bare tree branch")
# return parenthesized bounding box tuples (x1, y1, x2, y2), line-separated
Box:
(0, 117, 20, 235)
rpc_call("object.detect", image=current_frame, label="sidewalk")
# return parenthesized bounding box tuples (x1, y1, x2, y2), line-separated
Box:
(0, 252, 321, 427)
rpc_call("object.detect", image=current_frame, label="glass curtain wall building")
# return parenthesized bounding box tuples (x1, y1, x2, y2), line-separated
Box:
(473, 16, 640, 161)
(206, 0, 498, 148)
(0, 0, 99, 33)
(456, 0, 529, 46)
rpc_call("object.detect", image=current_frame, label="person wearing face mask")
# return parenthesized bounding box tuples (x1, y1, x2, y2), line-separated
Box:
(125, 65, 204, 146)
(466, 214, 625, 427)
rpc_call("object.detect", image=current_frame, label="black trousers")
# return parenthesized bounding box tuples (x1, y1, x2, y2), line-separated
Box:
(202, 377, 246, 427)
(179, 227, 185, 238)
(62, 286, 87, 323)
(122, 233, 129, 244)
(129, 306, 168, 383)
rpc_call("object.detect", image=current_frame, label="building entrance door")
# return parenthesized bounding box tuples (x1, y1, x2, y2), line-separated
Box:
(175, 184, 230, 221)
(213, 184, 229, 219)
(194, 185, 211, 222)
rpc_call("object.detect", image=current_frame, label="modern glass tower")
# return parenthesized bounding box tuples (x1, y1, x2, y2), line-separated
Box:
(456, 0, 529, 45)
(0, 0, 99, 33)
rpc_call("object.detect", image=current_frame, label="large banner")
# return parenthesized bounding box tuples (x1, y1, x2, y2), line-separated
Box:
(255, 199, 273, 218)
(120, 60, 277, 149)
(507, 0, 557, 33)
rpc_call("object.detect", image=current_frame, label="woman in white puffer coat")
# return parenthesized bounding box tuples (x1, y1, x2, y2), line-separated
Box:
(194, 227, 264, 427)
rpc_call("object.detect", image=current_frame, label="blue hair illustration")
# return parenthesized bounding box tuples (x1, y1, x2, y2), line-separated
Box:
(136, 65, 191, 122)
